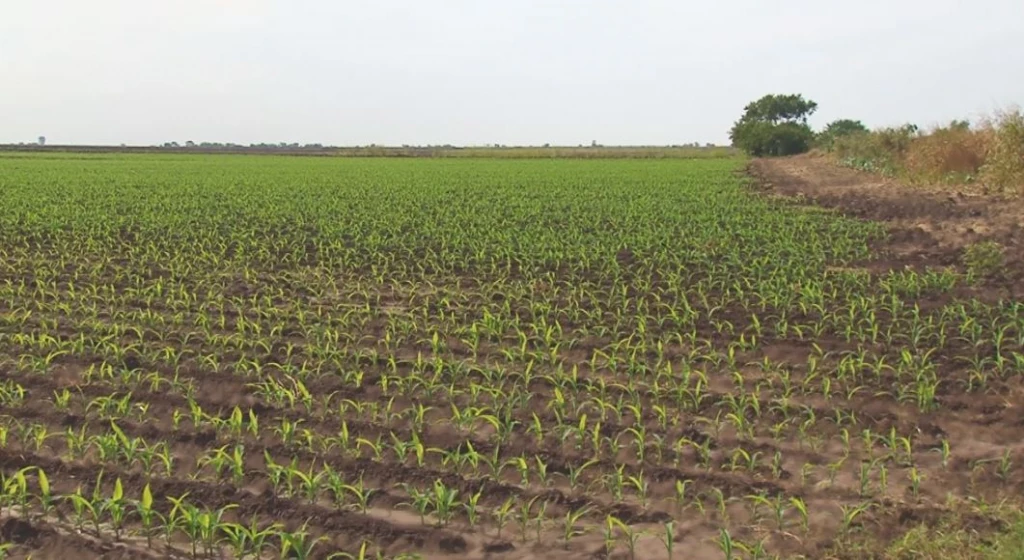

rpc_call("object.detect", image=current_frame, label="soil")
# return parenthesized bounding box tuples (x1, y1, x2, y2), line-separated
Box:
(2, 155, 1024, 560)
(748, 154, 1024, 298)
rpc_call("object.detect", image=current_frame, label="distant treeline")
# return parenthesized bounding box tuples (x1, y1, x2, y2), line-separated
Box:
(0, 143, 738, 159)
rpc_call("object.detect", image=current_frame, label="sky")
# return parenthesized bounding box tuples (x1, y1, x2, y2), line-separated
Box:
(2, 0, 1022, 147)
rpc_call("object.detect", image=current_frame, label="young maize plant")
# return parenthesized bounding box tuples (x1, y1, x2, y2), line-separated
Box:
(2, 153, 1019, 560)
(221, 516, 282, 560)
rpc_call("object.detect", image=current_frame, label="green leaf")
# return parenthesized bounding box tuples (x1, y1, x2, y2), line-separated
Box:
(110, 421, 129, 447)
(37, 468, 49, 496)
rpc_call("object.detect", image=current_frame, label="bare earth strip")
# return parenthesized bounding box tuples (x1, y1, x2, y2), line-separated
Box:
(749, 154, 1024, 299)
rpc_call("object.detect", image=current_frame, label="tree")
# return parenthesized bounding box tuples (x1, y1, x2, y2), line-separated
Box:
(817, 119, 869, 151)
(729, 94, 818, 156)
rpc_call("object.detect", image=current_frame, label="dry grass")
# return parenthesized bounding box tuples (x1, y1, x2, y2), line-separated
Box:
(903, 124, 988, 184)
(833, 109, 1024, 195)
(980, 109, 1024, 193)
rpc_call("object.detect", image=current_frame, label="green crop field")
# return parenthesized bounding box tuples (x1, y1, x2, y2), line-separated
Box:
(1, 152, 1022, 559)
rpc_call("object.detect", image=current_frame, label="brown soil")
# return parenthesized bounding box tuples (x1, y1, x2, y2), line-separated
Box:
(749, 154, 1024, 298)
(2, 155, 1024, 560)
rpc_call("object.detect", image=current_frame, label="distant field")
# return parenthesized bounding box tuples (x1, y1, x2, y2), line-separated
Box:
(0, 144, 738, 159)
(1, 153, 1022, 559)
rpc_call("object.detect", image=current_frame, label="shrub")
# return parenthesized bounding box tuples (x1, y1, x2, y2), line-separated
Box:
(962, 241, 1004, 280)
(818, 119, 869, 152)
(981, 109, 1024, 194)
(729, 94, 818, 157)
(732, 121, 816, 157)
(903, 122, 988, 184)
(832, 110, 1024, 195)
(873, 124, 920, 159)
(834, 125, 920, 176)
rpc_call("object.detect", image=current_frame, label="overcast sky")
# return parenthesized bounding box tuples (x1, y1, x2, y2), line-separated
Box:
(3, 0, 1022, 146)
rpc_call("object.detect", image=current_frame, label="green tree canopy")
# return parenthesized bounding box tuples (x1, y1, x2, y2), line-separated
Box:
(817, 119, 869, 151)
(729, 94, 818, 157)
(822, 119, 868, 137)
(739, 94, 819, 125)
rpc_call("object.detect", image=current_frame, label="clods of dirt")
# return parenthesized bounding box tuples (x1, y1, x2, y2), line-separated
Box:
(749, 154, 1024, 298)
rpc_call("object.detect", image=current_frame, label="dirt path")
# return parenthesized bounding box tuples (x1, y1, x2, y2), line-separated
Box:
(749, 154, 1024, 298)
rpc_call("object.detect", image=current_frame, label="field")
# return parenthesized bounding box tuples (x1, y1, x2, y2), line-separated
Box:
(0, 145, 739, 160)
(1, 153, 1022, 559)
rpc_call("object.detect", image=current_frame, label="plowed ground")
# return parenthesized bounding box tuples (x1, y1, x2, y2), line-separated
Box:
(2, 154, 1023, 560)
